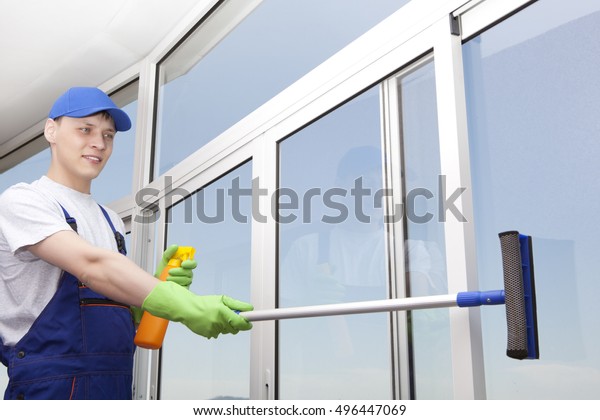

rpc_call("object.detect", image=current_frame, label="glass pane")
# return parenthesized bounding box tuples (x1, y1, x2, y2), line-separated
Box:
(0, 141, 49, 194)
(278, 86, 391, 399)
(160, 163, 252, 399)
(463, 0, 600, 399)
(155, 0, 410, 176)
(93, 81, 139, 204)
(397, 61, 451, 398)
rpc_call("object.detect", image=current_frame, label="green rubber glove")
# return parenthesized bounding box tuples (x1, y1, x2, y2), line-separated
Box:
(141, 281, 253, 339)
(154, 244, 198, 289)
(131, 305, 144, 325)
(131, 245, 199, 324)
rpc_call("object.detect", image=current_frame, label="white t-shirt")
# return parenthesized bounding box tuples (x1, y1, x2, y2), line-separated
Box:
(0, 176, 125, 346)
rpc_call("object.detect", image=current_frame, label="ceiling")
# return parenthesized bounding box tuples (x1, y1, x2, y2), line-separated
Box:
(0, 0, 203, 154)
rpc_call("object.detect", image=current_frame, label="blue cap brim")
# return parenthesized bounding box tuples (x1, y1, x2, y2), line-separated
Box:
(61, 106, 132, 132)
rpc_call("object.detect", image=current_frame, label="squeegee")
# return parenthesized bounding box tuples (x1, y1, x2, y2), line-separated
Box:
(241, 230, 539, 360)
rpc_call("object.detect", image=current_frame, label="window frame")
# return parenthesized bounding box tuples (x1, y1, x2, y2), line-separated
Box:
(0, 0, 540, 401)
(136, 0, 504, 400)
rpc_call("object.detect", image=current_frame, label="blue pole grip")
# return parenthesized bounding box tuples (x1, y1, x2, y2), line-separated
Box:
(457, 290, 505, 307)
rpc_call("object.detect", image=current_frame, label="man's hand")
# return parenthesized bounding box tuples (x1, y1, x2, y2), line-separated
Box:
(141, 281, 253, 339)
(155, 244, 197, 289)
(132, 245, 198, 324)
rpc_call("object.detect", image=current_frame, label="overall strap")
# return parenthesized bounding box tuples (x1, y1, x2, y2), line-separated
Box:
(58, 203, 126, 255)
(98, 205, 127, 256)
(59, 205, 78, 232)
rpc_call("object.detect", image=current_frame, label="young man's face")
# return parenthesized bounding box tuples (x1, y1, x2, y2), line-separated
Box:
(45, 113, 116, 192)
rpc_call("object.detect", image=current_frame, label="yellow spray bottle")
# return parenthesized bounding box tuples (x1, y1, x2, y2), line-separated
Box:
(134, 246, 195, 349)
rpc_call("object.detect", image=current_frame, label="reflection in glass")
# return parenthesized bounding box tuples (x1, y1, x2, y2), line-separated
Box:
(159, 163, 252, 400)
(155, 0, 409, 176)
(278, 86, 391, 399)
(397, 61, 451, 399)
(463, 0, 600, 399)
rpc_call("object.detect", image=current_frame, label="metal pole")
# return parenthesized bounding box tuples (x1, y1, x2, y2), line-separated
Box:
(241, 294, 459, 322)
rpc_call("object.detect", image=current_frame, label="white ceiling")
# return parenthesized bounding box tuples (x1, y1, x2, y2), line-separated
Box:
(0, 0, 203, 153)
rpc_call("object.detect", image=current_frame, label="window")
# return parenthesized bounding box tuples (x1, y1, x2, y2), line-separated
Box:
(159, 163, 253, 399)
(154, 0, 410, 177)
(396, 60, 452, 398)
(93, 80, 139, 205)
(463, 0, 600, 399)
(277, 86, 391, 399)
(0, 82, 138, 205)
(0, 137, 49, 194)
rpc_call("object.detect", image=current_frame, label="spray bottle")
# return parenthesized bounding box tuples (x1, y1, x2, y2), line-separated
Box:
(134, 246, 196, 349)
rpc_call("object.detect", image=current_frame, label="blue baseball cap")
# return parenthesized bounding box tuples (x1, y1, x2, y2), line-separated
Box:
(49, 87, 132, 132)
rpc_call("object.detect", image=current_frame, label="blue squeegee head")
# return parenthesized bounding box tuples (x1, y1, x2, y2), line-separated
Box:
(498, 231, 539, 360)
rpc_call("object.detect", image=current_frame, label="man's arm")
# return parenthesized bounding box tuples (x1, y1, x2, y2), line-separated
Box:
(28, 229, 158, 307)
(28, 229, 253, 339)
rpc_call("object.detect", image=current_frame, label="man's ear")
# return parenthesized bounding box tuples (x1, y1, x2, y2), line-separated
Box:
(44, 118, 57, 145)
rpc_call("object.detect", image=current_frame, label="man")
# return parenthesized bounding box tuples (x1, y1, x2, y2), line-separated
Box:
(0, 87, 253, 399)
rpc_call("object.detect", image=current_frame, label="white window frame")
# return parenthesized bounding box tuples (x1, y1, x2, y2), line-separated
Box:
(130, 0, 536, 400)
(0, 0, 538, 401)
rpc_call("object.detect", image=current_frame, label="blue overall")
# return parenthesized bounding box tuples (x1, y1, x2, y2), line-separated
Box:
(1, 205, 135, 399)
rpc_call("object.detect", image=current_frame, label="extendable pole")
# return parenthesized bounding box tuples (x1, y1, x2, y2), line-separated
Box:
(240, 290, 505, 322)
